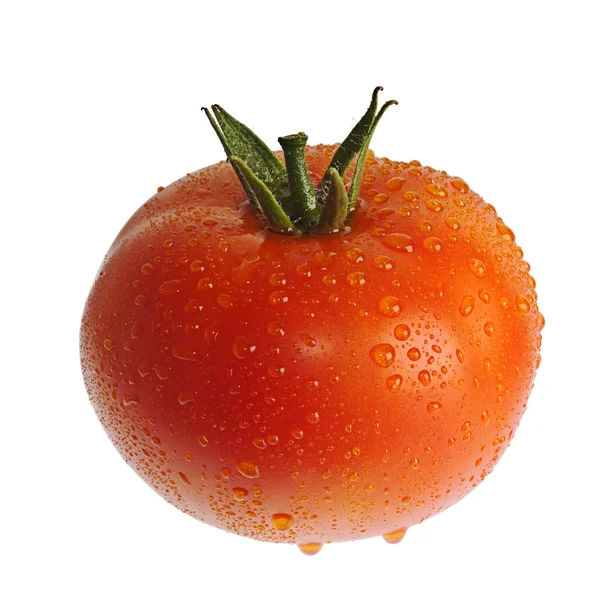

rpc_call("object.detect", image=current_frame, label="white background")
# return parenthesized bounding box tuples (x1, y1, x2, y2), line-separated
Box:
(2, 1, 599, 598)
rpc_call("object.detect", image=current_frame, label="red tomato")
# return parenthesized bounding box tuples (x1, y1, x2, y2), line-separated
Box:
(81, 91, 542, 554)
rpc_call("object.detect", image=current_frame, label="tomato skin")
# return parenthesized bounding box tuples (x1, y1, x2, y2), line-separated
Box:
(81, 145, 542, 545)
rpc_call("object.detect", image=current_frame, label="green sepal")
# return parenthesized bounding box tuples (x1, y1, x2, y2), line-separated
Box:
(208, 105, 288, 195)
(317, 168, 349, 231)
(229, 156, 297, 234)
(348, 99, 398, 209)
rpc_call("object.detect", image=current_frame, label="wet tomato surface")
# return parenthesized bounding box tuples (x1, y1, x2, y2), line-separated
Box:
(81, 145, 543, 553)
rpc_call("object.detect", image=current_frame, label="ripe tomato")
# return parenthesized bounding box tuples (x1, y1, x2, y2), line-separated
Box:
(81, 90, 542, 554)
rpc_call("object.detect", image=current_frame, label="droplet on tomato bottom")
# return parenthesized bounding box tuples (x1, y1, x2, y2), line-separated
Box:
(468, 258, 487, 278)
(459, 295, 475, 317)
(382, 528, 407, 544)
(297, 542, 323, 556)
(370, 344, 396, 368)
(271, 513, 293, 531)
(378, 296, 402, 317)
(236, 460, 260, 479)
(394, 324, 411, 341)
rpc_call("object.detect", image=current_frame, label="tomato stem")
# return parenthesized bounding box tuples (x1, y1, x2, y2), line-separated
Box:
(202, 88, 396, 234)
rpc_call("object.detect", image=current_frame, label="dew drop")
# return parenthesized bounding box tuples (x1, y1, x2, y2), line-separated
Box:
(456, 349, 465, 363)
(269, 272, 287, 287)
(291, 428, 304, 440)
(407, 347, 421, 361)
(423, 237, 443, 252)
(386, 177, 405, 191)
(426, 183, 447, 197)
(481, 410, 490, 425)
(378, 296, 402, 317)
(141, 263, 155, 275)
(298, 542, 323, 556)
(236, 460, 260, 479)
(197, 277, 213, 292)
(267, 321, 285, 337)
(198, 434, 209, 447)
(373, 255, 395, 271)
(159, 279, 182, 295)
(306, 412, 320, 424)
(373, 193, 390, 204)
(410, 457, 420, 469)
(232, 335, 256, 359)
(478, 288, 490, 304)
(204, 322, 220, 346)
(103, 338, 114, 351)
(468, 258, 487, 278)
(172, 346, 200, 361)
(178, 390, 197, 406)
(459, 295, 475, 317)
(394, 324, 411, 341)
(383, 233, 414, 253)
(345, 248, 365, 264)
(269, 290, 289, 306)
(496, 222, 516, 242)
(427, 401, 442, 413)
(425, 199, 444, 212)
(272, 513, 293, 531)
(382, 528, 407, 544)
(300, 333, 317, 347)
(516, 295, 531, 315)
(252, 437, 267, 449)
(445, 217, 461, 230)
(347, 271, 366, 287)
(178, 472, 191, 485)
(450, 178, 469, 193)
(130, 324, 144, 339)
(484, 322, 496, 336)
(370, 344, 396, 368)
(232, 487, 248, 501)
(418, 370, 431, 386)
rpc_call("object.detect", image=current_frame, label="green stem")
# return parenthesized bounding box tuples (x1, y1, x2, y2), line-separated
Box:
(203, 88, 396, 235)
(278, 133, 319, 231)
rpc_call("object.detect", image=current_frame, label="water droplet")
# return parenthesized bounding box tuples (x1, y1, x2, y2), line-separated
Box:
(298, 542, 323, 556)
(450, 178, 469, 192)
(204, 322, 220, 346)
(478, 288, 490, 303)
(269, 272, 287, 287)
(178, 472, 191, 485)
(123, 393, 138, 406)
(291, 428, 304, 440)
(172, 346, 200, 361)
(382, 528, 407, 544)
(141, 263, 155, 275)
(236, 460, 260, 479)
(130, 324, 144, 339)
(232, 487, 248, 501)
(345, 248, 365, 263)
(445, 217, 461, 230)
(217, 294, 236, 309)
(373, 193, 390, 204)
(402, 496, 411, 505)
(322, 274, 337, 285)
(370, 344, 396, 368)
(253, 437, 267, 449)
(271, 513, 293, 531)
(426, 183, 447, 197)
(484, 322, 496, 336)
(347, 271, 366, 287)
(418, 370, 431, 386)
(383, 233, 414, 253)
(483, 358, 492, 372)
(103, 338, 114, 351)
(394, 324, 411, 341)
(384, 373, 402, 392)
(197, 277, 213, 291)
(456, 349, 465, 363)
(499, 297, 509, 310)
(190, 259, 203, 272)
(425, 199, 444, 212)
(378, 296, 402, 317)
(232, 335, 256, 359)
(496, 222, 515, 242)
(306, 412, 320, 424)
(403, 190, 419, 202)
(300, 333, 317, 347)
(373, 255, 395, 271)
(267, 321, 285, 336)
(385, 176, 405, 191)
(269, 290, 289, 306)
(423, 237, 443, 252)
(481, 410, 490, 425)
(407, 347, 421, 361)
(459, 295, 475, 317)
(159, 279, 182, 295)
(516, 295, 531, 315)
(178, 390, 197, 405)
(427, 401, 442, 413)
(198, 434, 209, 447)
(184, 299, 202, 315)
(296, 262, 312, 277)
(409, 457, 420, 469)
(468, 258, 487, 278)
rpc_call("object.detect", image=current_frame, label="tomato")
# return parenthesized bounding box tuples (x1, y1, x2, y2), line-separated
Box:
(81, 90, 543, 554)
